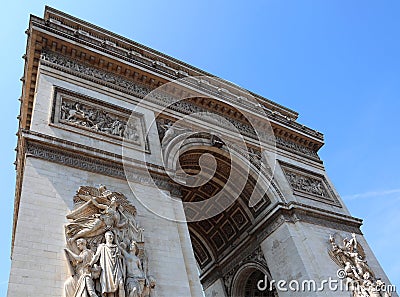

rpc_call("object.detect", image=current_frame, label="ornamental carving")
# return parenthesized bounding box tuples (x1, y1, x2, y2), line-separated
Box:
(328, 234, 392, 297)
(41, 50, 151, 98)
(64, 185, 156, 297)
(54, 90, 142, 145)
(155, 118, 264, 171)
(280, 162, 341, 206)
(275, 136, 319, 159)
(41, 51, 321, 161)
(285, 171, 328, 197)
(25, 139, 181, 196)
(40, 21, 324, 142)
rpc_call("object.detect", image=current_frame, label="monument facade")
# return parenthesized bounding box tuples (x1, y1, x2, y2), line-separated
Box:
(8, 6, 396, 297)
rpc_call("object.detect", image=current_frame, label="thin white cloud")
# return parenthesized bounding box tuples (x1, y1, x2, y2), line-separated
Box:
(343, 189, 400, 200)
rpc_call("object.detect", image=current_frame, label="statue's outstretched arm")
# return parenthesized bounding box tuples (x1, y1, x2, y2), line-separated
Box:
(77, 194, 107, 210)
(64, 248, 81, 262)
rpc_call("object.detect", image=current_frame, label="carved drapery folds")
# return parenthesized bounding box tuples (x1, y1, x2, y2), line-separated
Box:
(328, 234, 392, 297)
(64, 185, 156, 297)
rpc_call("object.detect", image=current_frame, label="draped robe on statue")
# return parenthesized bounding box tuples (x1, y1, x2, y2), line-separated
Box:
(93, 243, 124, 295)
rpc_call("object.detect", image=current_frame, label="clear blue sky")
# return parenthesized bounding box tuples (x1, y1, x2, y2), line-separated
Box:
(1, 1, 399, 295)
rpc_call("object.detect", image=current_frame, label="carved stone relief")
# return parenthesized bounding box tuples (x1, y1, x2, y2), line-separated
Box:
(328, 234, 392, 297)
(41, 51, 321, 161)
(275, 136, 319, 159)
(25, 138, 181, 196)
(40, 21, 325, 144)
(280, 162, 341, 206)
(155, 117, 264, 172)
(52, 88, 144, 147)
(64, 185, 156, 297)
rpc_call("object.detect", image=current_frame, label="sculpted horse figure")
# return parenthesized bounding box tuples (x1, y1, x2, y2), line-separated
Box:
(67, 103, 94, 126)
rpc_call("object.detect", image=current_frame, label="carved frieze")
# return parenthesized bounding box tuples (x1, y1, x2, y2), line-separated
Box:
(40, 15, 326, 144)
(41, 51, 321, 162)
(25, 139, 181, 196)
(52, 88, 146, 149)
(280, 162, 341, 206)
(275, 136, 319, 159)
(64, 185, 156, 297)
(41, 51, 151, 97)
(155, 117, 264, 171)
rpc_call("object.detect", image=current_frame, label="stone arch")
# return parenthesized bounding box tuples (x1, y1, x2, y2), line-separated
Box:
(231, 263, 276, 297)
(162, 132, 284, 207)
(160, 128, 285, 293)
(175, 144, 276, 267)
(188, 228, 215, 269)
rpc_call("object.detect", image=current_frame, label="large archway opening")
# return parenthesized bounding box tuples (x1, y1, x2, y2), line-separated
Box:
(175, 142, 277, 296)
(179, 147, 270, 267)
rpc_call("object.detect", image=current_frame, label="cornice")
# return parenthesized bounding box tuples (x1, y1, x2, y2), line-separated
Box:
(20, 129, 169, 179)
(39, 51, 323, 161)
(42, 6, 298, 119)
(20, 7, 325, 146)
(199, 200, 363, 289)
(253, 201, 363, 245)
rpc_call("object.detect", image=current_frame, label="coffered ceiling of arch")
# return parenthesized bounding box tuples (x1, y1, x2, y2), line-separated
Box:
(178, 149, 271, 270)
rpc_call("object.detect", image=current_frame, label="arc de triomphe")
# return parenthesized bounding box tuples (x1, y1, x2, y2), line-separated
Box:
(8, 7, 396, 297)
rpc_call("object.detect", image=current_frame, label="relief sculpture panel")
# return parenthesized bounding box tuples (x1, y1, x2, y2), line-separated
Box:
(64, 185, 156, 297)
(52, 88, 147, 150)
(280, 162, 341, 207)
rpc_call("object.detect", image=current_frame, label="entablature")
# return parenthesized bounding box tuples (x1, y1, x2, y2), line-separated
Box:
(20, 6, 324, 150)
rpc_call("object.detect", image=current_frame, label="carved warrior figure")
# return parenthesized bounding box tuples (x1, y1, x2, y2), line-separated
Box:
(328, 233, 392, 297)
(64, 185, 155, 297)
(64, 238, 99, 297)
(285, 171, 327, 197)
(59, 99, 140, 142)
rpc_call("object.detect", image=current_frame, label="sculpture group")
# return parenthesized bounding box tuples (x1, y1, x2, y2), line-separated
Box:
(64, 185, 155, 297)
(60, 100, 140, 142)
(328, 233, 391, 297)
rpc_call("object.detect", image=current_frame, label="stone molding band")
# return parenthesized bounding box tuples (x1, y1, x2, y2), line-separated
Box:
(25, 139, 180, 195)
(40, 51, 321, 162)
